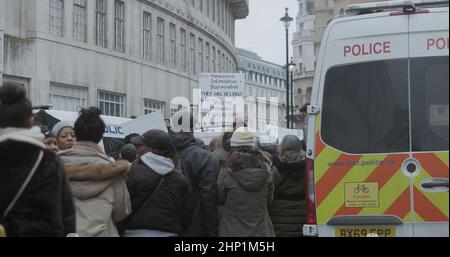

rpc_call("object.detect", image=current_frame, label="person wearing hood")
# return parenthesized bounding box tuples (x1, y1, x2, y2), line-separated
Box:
(210, 132, 233, 168)
(52, 121, 76, 151)
(0, 83, 75, 236)
(217, 128, 276, 237)
(170, 111, 218, 237)
(59, 107, 131, 237)
(121, 130, 194, 237)
(269, 135, 306, 237)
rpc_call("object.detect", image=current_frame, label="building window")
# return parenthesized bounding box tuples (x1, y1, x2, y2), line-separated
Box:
(73, 0, 87, 42)
(98, 91, 125, 117)
(50, 83, 87, 112)
(212, 0, 216, 22)
(221, 1, 225, 30)
(96, 0, 107, 47)
(189, 33, 196, 74)
(143, 12, 151, 61)
(205, 42, 210, 72)
(49, 0, 63, 37)
(144, 99, 165, 115)
(180, 28, 187, 71)
(114, 0, 125, 52)
(222, 53, 225, 72)
(299, 45, 303, 56)
(212, 46, 216, 72)
(198, 38, 203, 72)
(217, 50, 221, 72)
(157, 17, 165, 65)
(169, 23, 176, 66)
(326, 0, 335, 8)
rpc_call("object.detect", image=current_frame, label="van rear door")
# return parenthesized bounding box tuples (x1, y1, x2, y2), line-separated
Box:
(408, 8, 449, 236)
(313, 13, 413, 237)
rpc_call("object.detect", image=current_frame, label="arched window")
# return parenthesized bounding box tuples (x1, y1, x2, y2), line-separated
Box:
(296, 88, 303, 107)
(306, 87, 312, 103)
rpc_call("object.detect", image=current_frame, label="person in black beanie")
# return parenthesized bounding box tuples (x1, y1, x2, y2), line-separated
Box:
(122, 130, 194, 237)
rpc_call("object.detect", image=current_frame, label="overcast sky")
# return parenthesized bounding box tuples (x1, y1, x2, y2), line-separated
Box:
(235, 0, 299, 65)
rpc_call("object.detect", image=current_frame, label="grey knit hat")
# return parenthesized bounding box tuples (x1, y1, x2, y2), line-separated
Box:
(51, 121, 74, 137)
(230, 127, 256, 148)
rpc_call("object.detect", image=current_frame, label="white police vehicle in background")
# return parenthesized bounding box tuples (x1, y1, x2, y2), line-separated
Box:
(303, 0, 449, 237)
(35, 109, 130, 159)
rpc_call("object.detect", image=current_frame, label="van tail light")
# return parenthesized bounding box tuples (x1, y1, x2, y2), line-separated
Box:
(306, 158, 317, 224)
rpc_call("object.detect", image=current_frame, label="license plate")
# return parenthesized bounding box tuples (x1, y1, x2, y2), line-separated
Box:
(335, 226, 396, 237)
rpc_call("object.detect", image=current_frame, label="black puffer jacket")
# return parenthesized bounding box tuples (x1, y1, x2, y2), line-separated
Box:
(125, 153, 194, 234)
(0, 141, 75, 237)
(171, 132, 219, 237)
(271, 152, 306, 200)
(269, 135, 307, 237)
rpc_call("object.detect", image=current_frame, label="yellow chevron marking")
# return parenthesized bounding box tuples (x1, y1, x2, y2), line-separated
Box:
(414, 212, 425, 223)
(315, 115, 321, 133)
(315, 148, 342, 182)
(404, 212, 413, 223)
(435, 152, 449, 167)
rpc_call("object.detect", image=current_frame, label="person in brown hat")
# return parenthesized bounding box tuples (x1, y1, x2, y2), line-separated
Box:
(217, 128, 277, 237)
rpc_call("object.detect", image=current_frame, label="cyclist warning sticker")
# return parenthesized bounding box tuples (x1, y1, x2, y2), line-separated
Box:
(345, 182, 379, 208)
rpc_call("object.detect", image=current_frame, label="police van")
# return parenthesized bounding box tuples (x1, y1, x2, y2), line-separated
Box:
(303, 0, 449, 237)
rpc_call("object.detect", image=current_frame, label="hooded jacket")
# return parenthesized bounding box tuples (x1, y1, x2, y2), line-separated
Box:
(125, 152, 194, 234)
(217, 151, 276, 237)
(269, 136, 307, 237)
(59, 141, 131, 237)
(171, 132, 218, 237)
(0, 127, 75, 237)
(210, 135, 231, 169)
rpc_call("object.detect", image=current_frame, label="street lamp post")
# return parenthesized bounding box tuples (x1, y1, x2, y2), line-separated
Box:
(288, 58, 296, 129)
(280, 8, 293, 129)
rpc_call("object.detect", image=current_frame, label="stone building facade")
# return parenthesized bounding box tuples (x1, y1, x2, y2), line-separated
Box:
(0, 0, 249, 118)
(236, 47, 287, 128)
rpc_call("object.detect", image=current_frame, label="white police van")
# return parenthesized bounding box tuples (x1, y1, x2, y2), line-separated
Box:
(303, 0, 449, 237)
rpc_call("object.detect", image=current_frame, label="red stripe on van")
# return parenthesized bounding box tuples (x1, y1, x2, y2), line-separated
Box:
(414, 187, 448, 221)
(414, 153, 449, 179)
(315, 132, 326, 157)
(316, 154, 363, 206)
(365, 154, 407, 188)
(385, 187, 411, 219)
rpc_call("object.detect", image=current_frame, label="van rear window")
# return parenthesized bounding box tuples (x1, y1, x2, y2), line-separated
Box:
(410, 56, 449, 152)
(321, 59, 410, 154)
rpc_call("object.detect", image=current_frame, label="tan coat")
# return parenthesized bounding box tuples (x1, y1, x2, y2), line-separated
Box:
(59, 141, 131, 237)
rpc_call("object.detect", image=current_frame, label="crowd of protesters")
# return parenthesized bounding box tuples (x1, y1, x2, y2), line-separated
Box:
(0, 83, 307, 237)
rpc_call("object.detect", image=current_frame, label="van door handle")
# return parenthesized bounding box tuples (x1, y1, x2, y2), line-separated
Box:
(420, 178, 449, 191)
